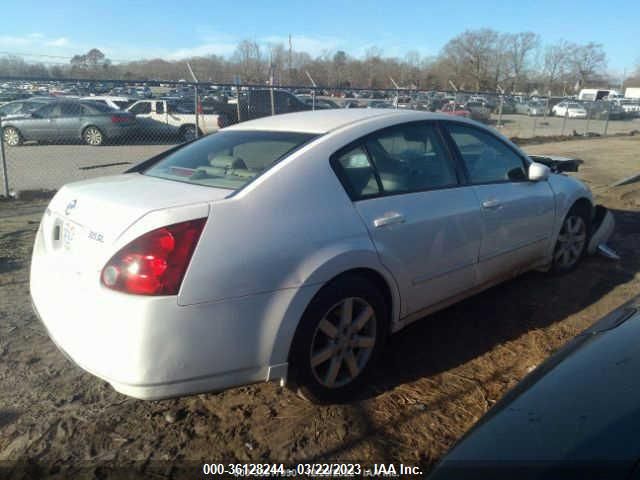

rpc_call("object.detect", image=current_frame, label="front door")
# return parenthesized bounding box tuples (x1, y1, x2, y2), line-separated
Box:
(333, 121, 483, 317)
(54, 102, 84, 140)
(443, 122, 555, 284)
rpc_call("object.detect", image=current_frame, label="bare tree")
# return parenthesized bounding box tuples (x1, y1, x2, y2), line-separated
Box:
(232, 40, 263, 83)
(441, 29, 500, 91)
(542, 40, 574, 94)
(570, 42, 607, 86)
(504, 32, 539, 91)
(332, 50, 348, 87)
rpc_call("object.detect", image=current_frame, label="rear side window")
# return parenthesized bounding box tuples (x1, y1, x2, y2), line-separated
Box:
(365, 123, 458, 193)
(334, 147, 381, 198)
(446, 124, 527, 183)
(144, 130, 317, 190)
(60, 103, 82, 116)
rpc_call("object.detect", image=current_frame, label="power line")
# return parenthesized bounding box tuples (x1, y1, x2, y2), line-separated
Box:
(0, 50, 135, 64)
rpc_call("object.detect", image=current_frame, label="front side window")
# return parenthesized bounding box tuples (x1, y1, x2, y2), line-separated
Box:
(364, 123, 458, 193)
(446, 124, 527, 184)
(145, 130, 317, 190)
(0, 102, 23, 116)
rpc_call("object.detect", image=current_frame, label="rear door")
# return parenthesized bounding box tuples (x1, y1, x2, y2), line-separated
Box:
(442, 122, 555, 284)
(334, 121, 483, 317)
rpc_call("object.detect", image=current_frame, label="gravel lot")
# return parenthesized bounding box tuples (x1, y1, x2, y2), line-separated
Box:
(0, 135, 639, 478)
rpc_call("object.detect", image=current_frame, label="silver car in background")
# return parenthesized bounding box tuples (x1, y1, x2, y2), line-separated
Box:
(2, 100, 136, 146)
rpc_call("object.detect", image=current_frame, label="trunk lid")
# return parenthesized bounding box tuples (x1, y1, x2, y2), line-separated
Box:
(38, 173, 227, 272)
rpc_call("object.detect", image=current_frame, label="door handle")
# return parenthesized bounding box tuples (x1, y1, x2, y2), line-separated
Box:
(482, 199, 502, 210)
(373, 212, 405, 228)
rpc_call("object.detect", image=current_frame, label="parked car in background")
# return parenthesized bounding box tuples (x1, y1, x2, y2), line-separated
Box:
(429, 295, 640, 480)
(0, 96, 57, 119)
(1, 100, 135, 146)
(127, 99, 224, 141)
(367, 101, 395, 109)
(495, 98, 516, 114)
(552, 101, 588, 118)
(514, 101, 531, 115)
(438, 102, 471, 118)
(297, 96, 341, 110)
(343, 100, 363, 109)
(30, 109, 613, 405)
(82, 96, 138, 111)
(527, 101, 548, 116)
(229, 89, 311, 122)
(620, 99, 640, 117)
(464, 101, 491, 122)
(583, 100, 625, 120)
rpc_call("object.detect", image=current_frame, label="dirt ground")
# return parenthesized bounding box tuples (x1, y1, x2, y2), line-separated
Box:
(1, 135, 639, 479)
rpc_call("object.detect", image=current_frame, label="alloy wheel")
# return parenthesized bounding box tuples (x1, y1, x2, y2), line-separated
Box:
(554, 215, 587, 269)
(309, 297, 377, 389)
(3, 128, 20, 146)
(84, 127, 103, 146)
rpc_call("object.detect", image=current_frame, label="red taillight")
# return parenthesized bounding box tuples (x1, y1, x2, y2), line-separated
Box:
(101, 218, 206, 295)
(111, 115, 129, 123)
(197, 102, 203, 114)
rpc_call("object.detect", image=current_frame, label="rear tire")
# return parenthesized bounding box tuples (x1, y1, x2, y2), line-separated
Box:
(551, 205, 590, 274)
(180, 125, 200, 142)
(289, 274, 389, 404)
(3, 127, 22, 147)
(83, 126, 104, 146)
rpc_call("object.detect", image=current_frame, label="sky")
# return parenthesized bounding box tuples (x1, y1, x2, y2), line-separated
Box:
(1, 0, 638, 77)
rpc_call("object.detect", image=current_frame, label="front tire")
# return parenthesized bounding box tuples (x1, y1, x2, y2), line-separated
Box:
(83, 126, 104, 146)
(3, 127, 22, 146)
(551, 205, 590, 274)
(290, 274, 389, 404)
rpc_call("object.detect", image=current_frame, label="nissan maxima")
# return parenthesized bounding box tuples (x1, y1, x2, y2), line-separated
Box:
(30, 109, 614, 403)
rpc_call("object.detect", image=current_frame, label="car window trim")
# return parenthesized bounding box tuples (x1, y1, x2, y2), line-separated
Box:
(439, 120, 532, 186)
(329, 120, 462, 202)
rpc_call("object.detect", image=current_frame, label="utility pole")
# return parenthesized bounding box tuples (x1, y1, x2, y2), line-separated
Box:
(305, 70, 317, 87)
(288, 34, 293, 85)
(186, 62, 199, 139)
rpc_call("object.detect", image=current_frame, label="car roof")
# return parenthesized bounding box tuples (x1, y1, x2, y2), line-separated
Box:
(224, 109, 457, 134)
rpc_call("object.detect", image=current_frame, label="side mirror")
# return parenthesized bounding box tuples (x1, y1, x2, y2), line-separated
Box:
(528, 162, 550, 182)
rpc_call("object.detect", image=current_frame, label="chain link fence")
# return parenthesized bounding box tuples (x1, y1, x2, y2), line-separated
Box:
(1, 77, 640, 195)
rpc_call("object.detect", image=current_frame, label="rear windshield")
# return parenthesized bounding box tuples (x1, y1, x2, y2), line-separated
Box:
(82, 101, 116, 113)
(114, 100, 135, 109)
(144, 130, 318, 190)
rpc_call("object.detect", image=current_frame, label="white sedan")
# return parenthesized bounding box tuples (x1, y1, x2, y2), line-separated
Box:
(30, 109, 614, 403)
(552, 102, 588, 118)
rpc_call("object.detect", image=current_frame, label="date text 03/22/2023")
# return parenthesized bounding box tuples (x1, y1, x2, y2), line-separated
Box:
(201, 463, 423, 477)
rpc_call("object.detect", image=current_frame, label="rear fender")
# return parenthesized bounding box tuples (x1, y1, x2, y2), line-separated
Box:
(268, 248, 402, 367)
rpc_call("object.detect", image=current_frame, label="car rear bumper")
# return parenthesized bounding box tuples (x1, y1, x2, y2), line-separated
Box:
(30, 243, 295, 400)
(102, 124, 136, 138)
